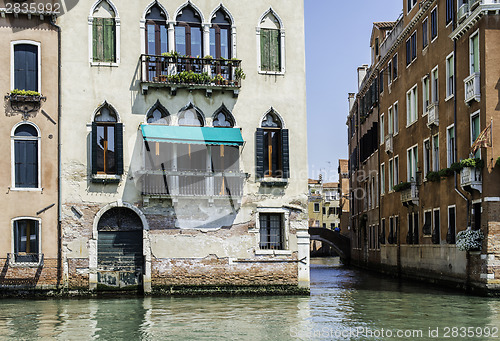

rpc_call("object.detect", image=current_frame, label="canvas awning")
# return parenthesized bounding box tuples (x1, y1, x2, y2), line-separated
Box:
(140, 124, 244, 146)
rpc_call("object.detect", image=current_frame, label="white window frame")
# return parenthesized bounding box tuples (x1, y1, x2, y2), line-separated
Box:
(469, 29, 480, 75)
(446, 52, 455, 100)
(381, 163, 385, 196)
(388, 60, 393, 85)
(255, 207, 290, 254)
(10, 217, 42, 267)
(394, 155, 399, 187)
(448, 205, 456, 241)
(388, 106, 393, 135)
(10, 40, 42, 92)
(432, 133, 440, 171)
(431, 65, 439, 104)
(10, 122, 42, 191)
(88, 0, 121, 67)
(422, 75, 430, 115)
(392, 53, 398, 81)
(393, 101, 399, 135)
(407, 0, 418, 13)
(380, 113, 385, 145)
(423, 209, 433, 236)
(422, 17, 429, 49)
(313, 202, 320, 213)
(256, 8, 286, 75)
(471, 110, 481, 158)
(430, 5, 438, 43)
(433, 207, 440, 239)
(389, 158, 394, 192)
(407, 144, 418, 182)
(423, 138, 431, 178)
(447, 124, 455, 167)
(406, 84, 418, 127)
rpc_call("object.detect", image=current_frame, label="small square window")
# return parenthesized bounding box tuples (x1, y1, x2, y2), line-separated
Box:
(259, 213, 284, 250)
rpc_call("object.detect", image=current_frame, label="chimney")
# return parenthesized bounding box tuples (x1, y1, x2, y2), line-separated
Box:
(319, 174, 323, 183)
(357, 64, 368, 91)
(348, 93, 356, 111)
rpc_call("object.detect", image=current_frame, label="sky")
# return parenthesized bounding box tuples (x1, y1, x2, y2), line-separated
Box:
(305, 0, 402, 182)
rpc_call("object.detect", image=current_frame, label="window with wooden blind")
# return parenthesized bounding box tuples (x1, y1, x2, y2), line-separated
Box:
(93, 18, 116, 63)
(92, 104, 123, 176)
(255, 111, 289, 179)
(12, 123, 39, 189)
(13, 219, 40, 263)
(260, 28, 281, 72)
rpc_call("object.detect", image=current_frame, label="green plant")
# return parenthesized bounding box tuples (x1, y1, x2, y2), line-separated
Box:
(438, 168, 454, 178)
(234, 68, 246, 81)
(162, 51, 180, 59)
(460, 158, 484, 169)
(10, 89, 41, 96)
(426, 171, 441, 182)
(393, 182, 411, 192)
(450, 162, 463, 173)
(496, 156, 500, 168)
(203, 55, 213, 60)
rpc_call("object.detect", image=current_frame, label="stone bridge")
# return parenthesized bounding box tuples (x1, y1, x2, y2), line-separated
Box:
(308, 227, 351, 264)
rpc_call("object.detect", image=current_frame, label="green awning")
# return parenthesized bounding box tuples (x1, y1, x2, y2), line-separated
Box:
(140, 124, 244, 146)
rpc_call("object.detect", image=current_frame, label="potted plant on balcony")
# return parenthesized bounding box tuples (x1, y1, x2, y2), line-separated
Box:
(425, 171, 440, 182)
(438, 168, 454, 178)
(460, 157, 484, 169)
(393, 181, 411, 192)
(234, 67, 246, 86)
(456, 227, 484, 252)
(7, 89, 44, 102)
(213, 74, 225, 85)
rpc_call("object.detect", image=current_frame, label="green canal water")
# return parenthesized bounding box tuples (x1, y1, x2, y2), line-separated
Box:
(1, 258, 500, 340)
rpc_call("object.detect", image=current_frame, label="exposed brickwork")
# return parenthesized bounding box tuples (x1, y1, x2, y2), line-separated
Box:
(151, 256, 298, 286)
(67, 258, 89, 289)
(0, 258, 58, 288)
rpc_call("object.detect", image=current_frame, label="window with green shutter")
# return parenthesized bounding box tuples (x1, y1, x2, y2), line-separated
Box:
(93, 17, 116, 63)
(256, 111, 289, 179)
(260, 28, 281, 72)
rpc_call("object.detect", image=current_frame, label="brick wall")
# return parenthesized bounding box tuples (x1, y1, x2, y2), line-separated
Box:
(0, 258, 58, 289)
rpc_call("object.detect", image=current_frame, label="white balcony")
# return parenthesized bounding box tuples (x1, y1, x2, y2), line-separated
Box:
(460, 167, 482, 193)
(401, 182, 419, 206)
(464, 72, 480, 104)
(427, 102, 439, 127)
(385, 134, 393, 154)
(458, 3, 469, 23)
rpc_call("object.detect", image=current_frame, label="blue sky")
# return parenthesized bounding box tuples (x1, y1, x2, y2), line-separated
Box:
(305, 0, 402, 182)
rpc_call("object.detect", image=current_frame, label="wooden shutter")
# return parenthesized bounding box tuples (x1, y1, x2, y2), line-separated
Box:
(255, 129, 264, 178)
(281, 129, 289, 179)
(93, 18, 104, 62)
(115, 123, 124, 175)
(260, 29, 270, 71)
(103, 18, 116, 62)
(270, 29, 280, 72)
(92, 122, 98, 175)
(14, 44, 37, 91)
(14, 140, 37, 188)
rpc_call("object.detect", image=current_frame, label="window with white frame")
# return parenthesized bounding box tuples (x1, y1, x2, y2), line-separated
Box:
(380, 113, 385, 145)
(422, 75, 430, 113)
(431, 6, 438, 41)
(12, 41, 41, 92)
(432, 134, 439, 171)
(406, 32, 417, 66)
(12, 218, 40, 263)
(423, 139, 431, 178)
(394, 102, 399, 134)
(406, 85, 418, 125)
(446, 0, 454, 25)
(423, 210, 432, 236)
(446, 53, 454, 98)
(394, 155, 399, 187)
(431, 66, 438, 103)
(408, 0, 418, 13)
(470, 31, 479, 74)
(313, 202, 320, 212)
(407, 144, 418, 182)
(381, 163, 385, 195)
(422, 17, 428, 48)
(433, 208, 440, 244)
(388, 106, 393, 135)
(90, 0, 118, 64)
(259, 212, 285, 250)
(389, 158, 394, 191)
(258, 9, 284, 74)
(392, 54, 398, 81)
(447, 125, 455, 167)
(12, 123, 40, 189)
(471, 111, 480, 158)
(387, 60, 393, 85)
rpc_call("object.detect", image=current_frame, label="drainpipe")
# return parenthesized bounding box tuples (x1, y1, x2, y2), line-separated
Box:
(49, 16, 62, 290)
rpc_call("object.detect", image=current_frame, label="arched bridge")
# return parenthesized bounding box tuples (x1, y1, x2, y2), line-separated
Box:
(308, 227, 351, 264)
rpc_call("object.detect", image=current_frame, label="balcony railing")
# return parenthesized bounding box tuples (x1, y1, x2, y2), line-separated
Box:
(385, 134, 393, 154)
(464, 72, 480, 104)
(140, 170, 245, 198)
(460, 167, 482, 193)
(140, 54, 242, 96)
(401, 181, 419, 206)
(427, 102, 439, 127)
(458, 3, 469, 22)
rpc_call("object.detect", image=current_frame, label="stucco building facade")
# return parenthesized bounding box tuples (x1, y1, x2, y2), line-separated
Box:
(58, 0, 309, 293)
(347, 0, 500, 294)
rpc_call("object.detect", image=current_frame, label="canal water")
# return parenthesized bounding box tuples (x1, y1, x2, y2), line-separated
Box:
(1, 258, 500, 340)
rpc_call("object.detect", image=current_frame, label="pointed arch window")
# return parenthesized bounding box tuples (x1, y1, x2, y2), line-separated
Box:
(212, 107, 238, 172)
(91, 0, 118, 64)
(258, 10, 284, 73)
(145, 4, 168, 56)
(146, 102, 170, 125)
(12, 123, 40, 189)
(175, 5, 203, 57)
(210, 9, 232, 59)
(256, 111, 289, 178)
(178, 107, 204, 127)
(92, 104, 123, 176)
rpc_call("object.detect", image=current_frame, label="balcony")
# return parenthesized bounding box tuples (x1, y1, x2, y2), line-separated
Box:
(401, 182, 419, 206)
(458, 3, 469, 22)
(5, 91, 46, 119)
(427, 102, 439, 127)
(140, 170, 245, 202)
(460, 167, 482, 193)
(385, 134, 393, 154)
(140, 54, 242, 97)
(464, 72, 480, 104)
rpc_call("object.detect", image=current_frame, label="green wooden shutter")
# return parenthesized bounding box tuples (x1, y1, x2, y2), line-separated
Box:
(270, 29, 280, 72)
(255, 129, 264, 178)
(281, 129, 289, 179)
(260, 29, 270, 71)
(115, 123, 124, 175)
(93, 18, 104, 62)
(92, 123, 98, 175)
(103, 18, 116, 62)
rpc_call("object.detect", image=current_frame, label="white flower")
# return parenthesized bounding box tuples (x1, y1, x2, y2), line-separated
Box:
(456, 227, 484, 251)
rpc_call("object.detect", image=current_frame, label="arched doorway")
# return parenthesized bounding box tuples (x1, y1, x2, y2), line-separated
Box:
(97, 207, 144, 290)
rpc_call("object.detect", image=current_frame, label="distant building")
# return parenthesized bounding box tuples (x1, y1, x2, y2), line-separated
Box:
(308, 178, 340, 230)
(347, 0, 500, 294)
(338, 159, 350, 236)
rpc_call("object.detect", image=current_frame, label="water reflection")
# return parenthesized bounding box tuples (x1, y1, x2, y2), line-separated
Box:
(0, 259, 499, 340)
